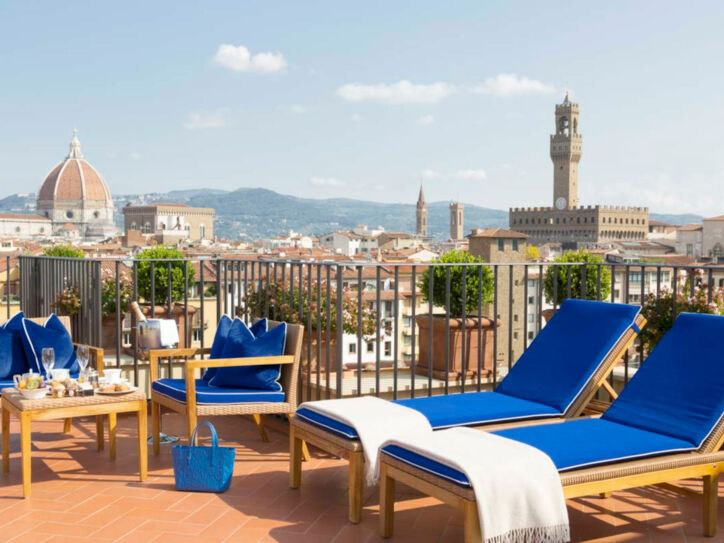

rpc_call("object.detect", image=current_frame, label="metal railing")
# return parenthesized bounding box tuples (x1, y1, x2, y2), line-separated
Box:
(12, 256, 724, 402)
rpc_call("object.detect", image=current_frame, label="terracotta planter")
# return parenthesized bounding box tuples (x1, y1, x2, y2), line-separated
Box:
(415, 315, 498, 380)
(542, 308, 556, 323)
(101, 315, 122, 354)
(301, 330, 341, 376)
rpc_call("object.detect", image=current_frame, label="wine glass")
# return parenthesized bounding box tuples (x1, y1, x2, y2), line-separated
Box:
(41, 347, 55, 380)
(77, 345, 90, 380)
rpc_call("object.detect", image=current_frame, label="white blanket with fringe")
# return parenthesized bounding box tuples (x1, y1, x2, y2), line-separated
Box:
(299, 396, 432, 485)
(382, 427, 570, 543)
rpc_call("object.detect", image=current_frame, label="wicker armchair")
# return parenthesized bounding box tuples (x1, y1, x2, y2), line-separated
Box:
(1, 315, 105, 436)
(149, 320, 308, 457)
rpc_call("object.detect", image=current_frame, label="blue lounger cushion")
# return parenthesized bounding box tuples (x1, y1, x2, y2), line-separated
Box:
(152, 378, 285, 405)
(0, 380, 16, 390)
(602, 313, 724, 447)
(496, 299, 641, 413)
(297, 393, 560, 438)
(381, 418, 696, 487)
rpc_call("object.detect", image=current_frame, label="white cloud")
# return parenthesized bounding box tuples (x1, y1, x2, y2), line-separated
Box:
(337, 80, 455, 104)
(310, 176, 346, 187)
(455, 169, 487, 181)
(350, 113, 363, 122)
(289, 104, 309, 115)
(129, 152, 142, 161)
(213, 44, 286, 73)
(473, 73, 556, 97)
(420, 169, 439, 179)
(183, 110, 228, 130)
(418, 114, 435, 126)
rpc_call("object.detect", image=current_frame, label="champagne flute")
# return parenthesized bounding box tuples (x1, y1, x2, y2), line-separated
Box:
(42, 347, 55, 380)
(77, 345, 90, 380)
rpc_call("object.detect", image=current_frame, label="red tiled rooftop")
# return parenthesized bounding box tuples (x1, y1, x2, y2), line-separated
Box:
(1, 412, 720, 542)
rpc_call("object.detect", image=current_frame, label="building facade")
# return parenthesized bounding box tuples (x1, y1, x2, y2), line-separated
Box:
(449, 201, 464, 241)
(0, 214, 52, 238)
(36, 131, 116, 239)
(122, 203, 215, 242)
(415, 186, 427, 237)
(509, 95, 648, 245)
(702, 215, 724, 260)
(468, 227, 528, 365)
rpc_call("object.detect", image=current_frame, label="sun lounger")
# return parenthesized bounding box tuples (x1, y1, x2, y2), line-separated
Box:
(379, 312, 724, 540)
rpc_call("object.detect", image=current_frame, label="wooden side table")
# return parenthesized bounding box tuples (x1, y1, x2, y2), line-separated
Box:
(1, 388, 147, 498)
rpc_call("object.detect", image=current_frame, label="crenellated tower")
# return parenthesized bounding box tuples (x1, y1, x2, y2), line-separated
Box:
(449, 201, 463, 241)
(550, 92, 582, 210)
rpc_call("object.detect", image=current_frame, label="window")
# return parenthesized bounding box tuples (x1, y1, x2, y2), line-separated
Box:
(527, 313, 534, 323)
(348, 343, 357, 354)
(192, 329, 202, 342)
(142, 222, 151, 234)
(199, 225, 206, 238)
(513, 332, 518, 340)
(402, 316, 411, 328)
(384, 341, 392, 357)
(528, 331, 535, 340)
(384, 300, 393, 315)
(513, 314, 518, 322)
(403, 336, 411, 346)
(66, 210, 74, 219)
(130, 222, 137, 230)
(497, 239, 504, 251)
(366, 342, 374, 353)
(512, 239, 519, 251)
(93, 211, 100, 219)
(528, 296, 535, 304)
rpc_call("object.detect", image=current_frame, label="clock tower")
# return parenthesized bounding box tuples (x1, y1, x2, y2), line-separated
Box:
(550, 92, 582, 209)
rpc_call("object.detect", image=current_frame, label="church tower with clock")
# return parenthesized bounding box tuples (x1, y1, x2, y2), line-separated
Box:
(508, 95, 648, 246)
(551, 93, 581, 210)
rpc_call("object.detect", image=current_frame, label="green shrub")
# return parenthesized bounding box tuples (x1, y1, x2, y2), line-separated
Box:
(419, 250, 494, 317)
(543, 250, 611, 305)
(135, 247, 194, 303)
(42, 245, 86, 258)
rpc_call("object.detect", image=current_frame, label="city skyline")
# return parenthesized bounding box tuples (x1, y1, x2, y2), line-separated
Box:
(1, 2, 723, 215)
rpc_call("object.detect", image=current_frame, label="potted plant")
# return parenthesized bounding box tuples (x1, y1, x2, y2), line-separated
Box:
(99, 270, 134, 352)
(52, 284, 81, 316)
(542, 250, 611, 321)
(417, 250, 496, 379)
(640, 284, 724, 354)
(244, 278, 376, 376)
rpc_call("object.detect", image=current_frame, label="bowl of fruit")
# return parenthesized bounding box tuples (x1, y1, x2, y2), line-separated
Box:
(13, 373, 49, 399)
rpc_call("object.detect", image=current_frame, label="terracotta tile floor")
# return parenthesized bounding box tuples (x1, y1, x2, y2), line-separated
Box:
(0, 412, 721, 542)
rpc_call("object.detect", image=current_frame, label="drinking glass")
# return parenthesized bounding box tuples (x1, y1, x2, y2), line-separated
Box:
(77, 345, 90, 380)
(41, 347, 55, 380)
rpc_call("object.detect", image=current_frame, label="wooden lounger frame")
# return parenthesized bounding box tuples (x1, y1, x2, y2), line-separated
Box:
(290, 314, 646, 523)
(379, 414, 724, 541)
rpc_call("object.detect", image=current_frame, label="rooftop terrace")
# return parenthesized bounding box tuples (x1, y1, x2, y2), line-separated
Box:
(0, 413, 719, 543)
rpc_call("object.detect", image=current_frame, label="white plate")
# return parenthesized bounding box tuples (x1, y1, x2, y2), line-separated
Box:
(96, 386, 138, 395)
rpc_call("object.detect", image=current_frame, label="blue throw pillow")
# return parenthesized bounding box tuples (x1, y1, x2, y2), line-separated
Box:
(208, 319, 286, 391)
(202, 317, 268, 381)
(0, 312, 29, 379)
(21, 314, 79, 376)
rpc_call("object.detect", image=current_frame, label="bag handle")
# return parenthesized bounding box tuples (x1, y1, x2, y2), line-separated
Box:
(188, 421, 220, 448)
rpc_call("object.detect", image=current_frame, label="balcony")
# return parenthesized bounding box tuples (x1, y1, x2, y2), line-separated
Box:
(1, 255, 723, 541)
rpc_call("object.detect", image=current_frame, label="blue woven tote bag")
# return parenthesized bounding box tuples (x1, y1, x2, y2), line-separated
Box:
(172, 421, 235, 492)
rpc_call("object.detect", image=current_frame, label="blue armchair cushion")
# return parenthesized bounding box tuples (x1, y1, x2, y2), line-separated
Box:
(153, 378, 285, 405)
(602, 312, 724, 447)
(496, 299, 641, 413)
(382, 418, 696, 487)
(0, 312, 29, 379)
(207, 320, 286, 391)
(202, 317, 267, 381)
(20, 314, 79, 376)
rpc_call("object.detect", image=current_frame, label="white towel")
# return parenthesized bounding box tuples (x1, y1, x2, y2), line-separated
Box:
(299, 396, 432, 485)
(382, 427, 570, 543)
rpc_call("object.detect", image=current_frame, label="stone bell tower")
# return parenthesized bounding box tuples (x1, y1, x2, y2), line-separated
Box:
(416, 185, 427, 237)
(550, 92, 582, 210)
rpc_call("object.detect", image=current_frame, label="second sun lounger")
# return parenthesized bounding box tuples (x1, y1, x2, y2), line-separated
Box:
(379, 312, 724, 541)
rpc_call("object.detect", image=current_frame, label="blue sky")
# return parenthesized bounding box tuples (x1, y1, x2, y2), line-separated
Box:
(1, 1, 723, 215)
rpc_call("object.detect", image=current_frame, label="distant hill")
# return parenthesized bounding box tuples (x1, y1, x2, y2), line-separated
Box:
(0, 189, 705, 240)
(649, 213, 703, 226)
